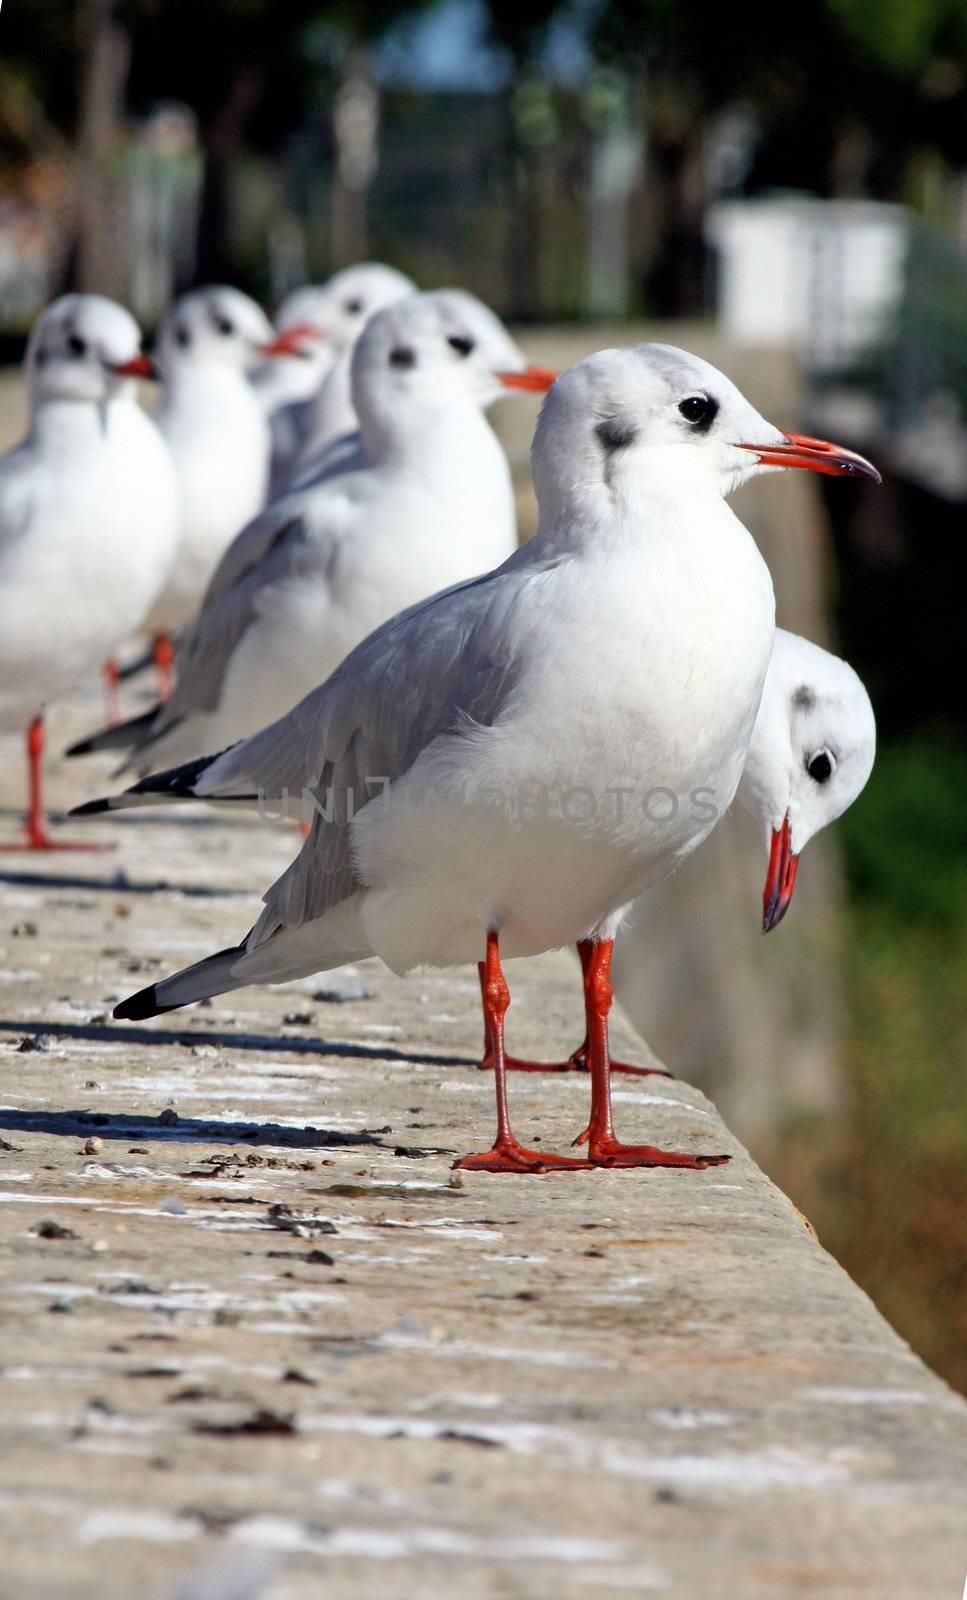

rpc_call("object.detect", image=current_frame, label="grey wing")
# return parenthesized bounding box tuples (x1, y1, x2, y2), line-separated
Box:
(197, 560, 546, 941)
(139, 516, 313, 752)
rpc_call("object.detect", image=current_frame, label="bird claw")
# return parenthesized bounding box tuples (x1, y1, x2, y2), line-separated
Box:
(0, 834, 115, 853)
(582, 1136, 730, 1169)
(453, 1139, 593, 1174)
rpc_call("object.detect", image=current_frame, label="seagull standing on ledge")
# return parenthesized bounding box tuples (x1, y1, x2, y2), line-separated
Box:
(142, 286, 300, 694)
(69, 290, 553, 776)
(257, 263, 415, 489)
(88, 345, 879, 1171)
(0, 295, 179, 850)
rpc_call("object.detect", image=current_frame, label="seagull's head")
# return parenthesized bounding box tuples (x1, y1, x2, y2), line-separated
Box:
(737, 630, 876, 931)
(351, 290, 556, 438)
(276, 263, 415, 360)
(532, 344, 880, 516)
(155, 286, 288, 377)
(26, 293, 155, 404)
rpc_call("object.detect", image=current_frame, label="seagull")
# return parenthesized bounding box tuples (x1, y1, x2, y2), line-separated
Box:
(483, 627, 877, 1080)
(737, 627, 876, 931)
(264, 263, 415, 489)
(0, 294, 179, 850)
(82, 344, 879, 1170)
(142, 285, 299, 693)
(68, 289, 553, 776)
(251, 285, 340, 419)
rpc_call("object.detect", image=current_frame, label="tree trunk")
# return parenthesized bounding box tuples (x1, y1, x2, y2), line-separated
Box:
(195, 66, 263, 285)
(74, 0, 131, 295)
(330, 46, 378, 269)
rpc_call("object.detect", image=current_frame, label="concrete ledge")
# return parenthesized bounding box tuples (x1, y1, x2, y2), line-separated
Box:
(0, 703, 966, 1599)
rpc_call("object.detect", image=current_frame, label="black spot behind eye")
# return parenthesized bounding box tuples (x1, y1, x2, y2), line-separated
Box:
(595, 417, 638, 452)
(389, 345, 417, 369)
(344, 297, 365, 315)
(174, 324, 191, 348)
(792, 685, 816, 712)
(678, 393, 719, 433)
(806, 751, 834, 784)
(447, 334, 475, 358)
(67, 333, 87, 359)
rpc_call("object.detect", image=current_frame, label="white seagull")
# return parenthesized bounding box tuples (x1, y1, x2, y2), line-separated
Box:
(474, 627, 877, 1080)
(0, 294, 179, 850)
(143, 285, 298, 691)
(265, 263, 415, 489)
(737, 627, 876, 930)
(68, 289, 553, 776)
(84, 345, 879, 1171)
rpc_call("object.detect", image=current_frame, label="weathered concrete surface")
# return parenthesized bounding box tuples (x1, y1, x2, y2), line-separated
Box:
(1, 698, 966, 1600)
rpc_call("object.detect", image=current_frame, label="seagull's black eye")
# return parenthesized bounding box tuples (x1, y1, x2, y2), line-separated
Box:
(213, 313, 235, 337)
(678, 393, 718, 432)
(447, 334, 475, 358)
(344, 297, 365, 315)
(389, 345, 417, 369)
(806, 750, 834, 784)
(66, 333, 87, 359)
(174, 324, 191, 348)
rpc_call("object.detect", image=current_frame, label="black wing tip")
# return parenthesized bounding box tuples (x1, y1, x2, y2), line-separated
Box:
(69, 797, 112, 817)
(114, 986, 166, 1022)
(66, 735, 97, 758)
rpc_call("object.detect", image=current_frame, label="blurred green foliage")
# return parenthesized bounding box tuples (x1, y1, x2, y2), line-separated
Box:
(788, 732, 967, 1392)
(841, 734, 967, 928)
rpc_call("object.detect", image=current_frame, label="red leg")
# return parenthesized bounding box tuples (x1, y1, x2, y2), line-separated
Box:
(455, 932, 591, 1174)
(103, 658, 120, 725)
(576, 939, 729, 1170)
(0, 717, 113, 853)
(153, 632, 175, 701)
(475, 939, 671, 1078)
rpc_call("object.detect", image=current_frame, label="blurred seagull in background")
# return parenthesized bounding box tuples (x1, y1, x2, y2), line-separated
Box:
(0, 294, 179, 850)
(68, 290, 552, 775)
(142, 285, 301, 694)
(81, 344, 879, 1171)
(265, 263, 415, 489)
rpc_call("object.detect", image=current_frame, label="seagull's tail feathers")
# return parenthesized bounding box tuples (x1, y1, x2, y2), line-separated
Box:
(114, 906, 370, 1020)
(114, 941, 253, 1020)
(66, 707, 159, 759)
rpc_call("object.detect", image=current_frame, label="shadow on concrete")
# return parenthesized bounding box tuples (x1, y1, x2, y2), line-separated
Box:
(0, 1017, 477, 1071)
(0, 1104, 390, 1149)
(0, 868, 253, 898)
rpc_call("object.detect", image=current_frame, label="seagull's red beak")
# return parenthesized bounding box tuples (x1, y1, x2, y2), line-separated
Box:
(260, 323, 323, 358)
(762, 812, 800, 933)
(111, 354, 158, 380)
(497, 365, 558, 393)
(737, 431, 881, 482)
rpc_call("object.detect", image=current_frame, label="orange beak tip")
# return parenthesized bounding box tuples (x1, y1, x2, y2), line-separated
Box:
(260, 324, 322, 359)
(498, 365, 558, 393)
(762, 816, 800, 933)
(111, 354, 158, 380)
(739, 431, 880, 484)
